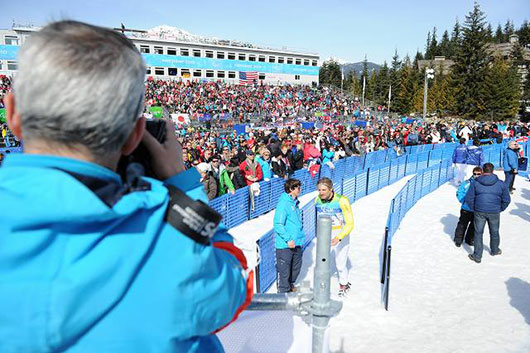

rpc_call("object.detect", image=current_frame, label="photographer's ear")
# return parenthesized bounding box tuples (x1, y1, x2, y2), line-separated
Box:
(121, 116, 146, 156)
(5, 92, 23, 140)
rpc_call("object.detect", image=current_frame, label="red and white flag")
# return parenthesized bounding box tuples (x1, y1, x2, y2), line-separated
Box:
(171, 113, 190, 125)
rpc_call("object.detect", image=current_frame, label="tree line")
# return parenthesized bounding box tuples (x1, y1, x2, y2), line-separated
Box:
(319, 2, 530, 120)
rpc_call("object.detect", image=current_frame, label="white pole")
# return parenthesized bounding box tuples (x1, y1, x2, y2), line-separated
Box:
(387, 84, 392, 116)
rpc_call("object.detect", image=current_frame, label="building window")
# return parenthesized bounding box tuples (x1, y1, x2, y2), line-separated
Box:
(259, 73, 265, 80)
(167, 47, 177, 55)
(295, 75, 300, 80)
(258, 55, 265, 62)
(228, 71, 236, 78)
(146, 67, 151, 75)
(248, 54, 256, 61)
(155, 67, 165, 75)
(312, 60, 318, 66)
(238, 53, 246, 61)
(181, 69, 191, 78)
(7, 61, 18, 70)
(4, 35, 19, 45)
(217, 52, 225, 59)
(278, 57, 285, 64)
(228, 52, 236, 60)
(269, 56, 276, 63)
(180, 48, 189, 56)
(193, 49, 201, 57)
(168, 68, 178, 76)
(193, 70, 202, 77)
(205, 50, 214, 58)
(217, 71, 225, 78)
(295, 58, 301, 65)
(140, 45, 150, 54)
(287, 58, 293, 64)
(206, 70, 214, 78)
(304, 59, 309, 66)
(154, 46, 164, 54)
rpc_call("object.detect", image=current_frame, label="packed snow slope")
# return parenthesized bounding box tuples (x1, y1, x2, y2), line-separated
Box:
(219, 172, 530, 353)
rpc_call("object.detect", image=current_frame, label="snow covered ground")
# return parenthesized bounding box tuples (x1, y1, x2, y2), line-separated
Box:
(219, 172, 530, 353)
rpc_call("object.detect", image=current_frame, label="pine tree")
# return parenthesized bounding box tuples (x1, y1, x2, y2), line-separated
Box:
(319, 60, 342, 88)
(484, 57, 521, 120)
(516, 20, 530, 47)
(504, 20, 515, 41)
(389, 50, 401, 111)
(425, 31, 432, 59)
(430, 27, 440, 57)
(494, 24, 503, 43)
(485, 23, 493, 41)
(452, 1, 490, 119)
(449, 18, 461, 57)
(439, 30, 451, 57)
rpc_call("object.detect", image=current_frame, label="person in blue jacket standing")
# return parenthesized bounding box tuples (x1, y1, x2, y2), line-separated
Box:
(452, 138, 468, 185)
(255, 146, 273, 181)
(273, 178, 305, 293)
(465, 163, 511, 263)
(503, 140, 520, 194)
(0, 21, 252, 353)
(454, 166, 482, 247)
(466, 139, 485, 167)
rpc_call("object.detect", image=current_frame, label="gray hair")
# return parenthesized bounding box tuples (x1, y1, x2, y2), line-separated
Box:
(14, 21, 146, 158)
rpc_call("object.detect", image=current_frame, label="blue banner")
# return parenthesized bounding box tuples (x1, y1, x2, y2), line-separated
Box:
(0, 45, 18, 61)
(142, 54, 319, 76)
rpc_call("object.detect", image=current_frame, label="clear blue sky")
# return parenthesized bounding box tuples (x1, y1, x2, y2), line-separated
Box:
(1, 0, 528, 64)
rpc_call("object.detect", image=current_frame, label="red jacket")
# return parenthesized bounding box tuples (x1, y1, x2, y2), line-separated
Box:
(239, 159, 263, 186)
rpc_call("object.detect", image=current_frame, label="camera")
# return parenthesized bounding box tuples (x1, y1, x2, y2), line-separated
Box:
(117, 119, 167, 180)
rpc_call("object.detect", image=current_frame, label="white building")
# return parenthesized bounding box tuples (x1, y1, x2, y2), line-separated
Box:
(0, 25, 320, 85)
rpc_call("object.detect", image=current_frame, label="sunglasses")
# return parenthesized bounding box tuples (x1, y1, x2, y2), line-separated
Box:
(473, 173, 482, 176)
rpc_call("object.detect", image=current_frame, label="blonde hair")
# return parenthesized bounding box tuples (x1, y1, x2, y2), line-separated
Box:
(317, 177, 333, 190)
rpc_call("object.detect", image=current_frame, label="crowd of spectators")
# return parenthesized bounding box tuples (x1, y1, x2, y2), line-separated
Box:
(1, 77, 528, 193)
(179, 119, 529, 200)
(145, 80, 358, 120)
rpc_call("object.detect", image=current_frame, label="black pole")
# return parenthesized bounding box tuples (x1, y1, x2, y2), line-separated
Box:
(380, 226, 389, 284)
(384, 246, 392, 311)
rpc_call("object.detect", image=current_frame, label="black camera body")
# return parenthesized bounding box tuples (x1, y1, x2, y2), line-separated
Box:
(117, 119, 167, 180)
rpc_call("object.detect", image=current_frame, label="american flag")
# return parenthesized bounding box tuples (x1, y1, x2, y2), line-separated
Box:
(239, 71, 258, 85)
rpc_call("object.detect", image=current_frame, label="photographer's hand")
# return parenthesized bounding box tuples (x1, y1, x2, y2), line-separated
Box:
(143, 120, 185, 180)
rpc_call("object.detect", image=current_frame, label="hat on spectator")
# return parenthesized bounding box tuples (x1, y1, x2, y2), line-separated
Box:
(245, 149, 254, 156)
(196, 162, 210, 174)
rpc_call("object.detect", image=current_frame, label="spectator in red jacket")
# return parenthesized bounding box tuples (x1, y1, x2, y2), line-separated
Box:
(239, 150, 263, 185)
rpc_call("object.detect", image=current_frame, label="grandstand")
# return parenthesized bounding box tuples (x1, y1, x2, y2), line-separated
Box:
(0, 25, 320, 85)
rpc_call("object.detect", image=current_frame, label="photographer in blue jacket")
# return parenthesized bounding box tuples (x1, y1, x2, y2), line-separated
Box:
(0, 21, 252, 353)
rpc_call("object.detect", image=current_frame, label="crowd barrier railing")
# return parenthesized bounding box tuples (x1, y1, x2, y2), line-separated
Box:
(252, 143, 463, 293)
(380, 139, 530, 310)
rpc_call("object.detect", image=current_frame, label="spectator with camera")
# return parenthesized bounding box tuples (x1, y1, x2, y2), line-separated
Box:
(0, 21, 252, 352)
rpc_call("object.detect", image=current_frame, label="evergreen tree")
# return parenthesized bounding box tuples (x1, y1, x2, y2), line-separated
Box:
(376, 62, 390, 106)
(494, 24, 504, 43)
(389, 50, 401, 111)
(319, 60, 342, 88)
(425, 31, 432, 59)
(452, 2, 490, 119)
(521, 71, 530, 113)
(484, 57, 521, 120)
(439, 30, 451, 57)
(516, 20, 530, 47)
(503, 20, 515, 41)
(430, 27, 440, 57)
(485, 23, 493, 41)
(450, 18, 461, 57)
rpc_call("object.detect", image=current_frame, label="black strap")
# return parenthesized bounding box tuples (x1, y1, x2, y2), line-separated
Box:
(164, 184, 222, 246)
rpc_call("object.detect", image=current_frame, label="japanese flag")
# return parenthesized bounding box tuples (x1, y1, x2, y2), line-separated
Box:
(171, 113, 190, 125)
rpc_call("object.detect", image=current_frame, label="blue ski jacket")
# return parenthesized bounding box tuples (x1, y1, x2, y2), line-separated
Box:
(0, 154, 252, 353)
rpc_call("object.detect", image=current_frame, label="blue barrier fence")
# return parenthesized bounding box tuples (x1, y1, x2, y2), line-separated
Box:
(252, 143, 462, 293)
(380, 140, 530, 310)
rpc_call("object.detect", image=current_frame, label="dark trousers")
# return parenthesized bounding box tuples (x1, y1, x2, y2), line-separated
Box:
(473, 212, 501, 260)
(276, 247, 302, 293)
(454, 209, 475, 245)
(504, 171, 515, 191)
